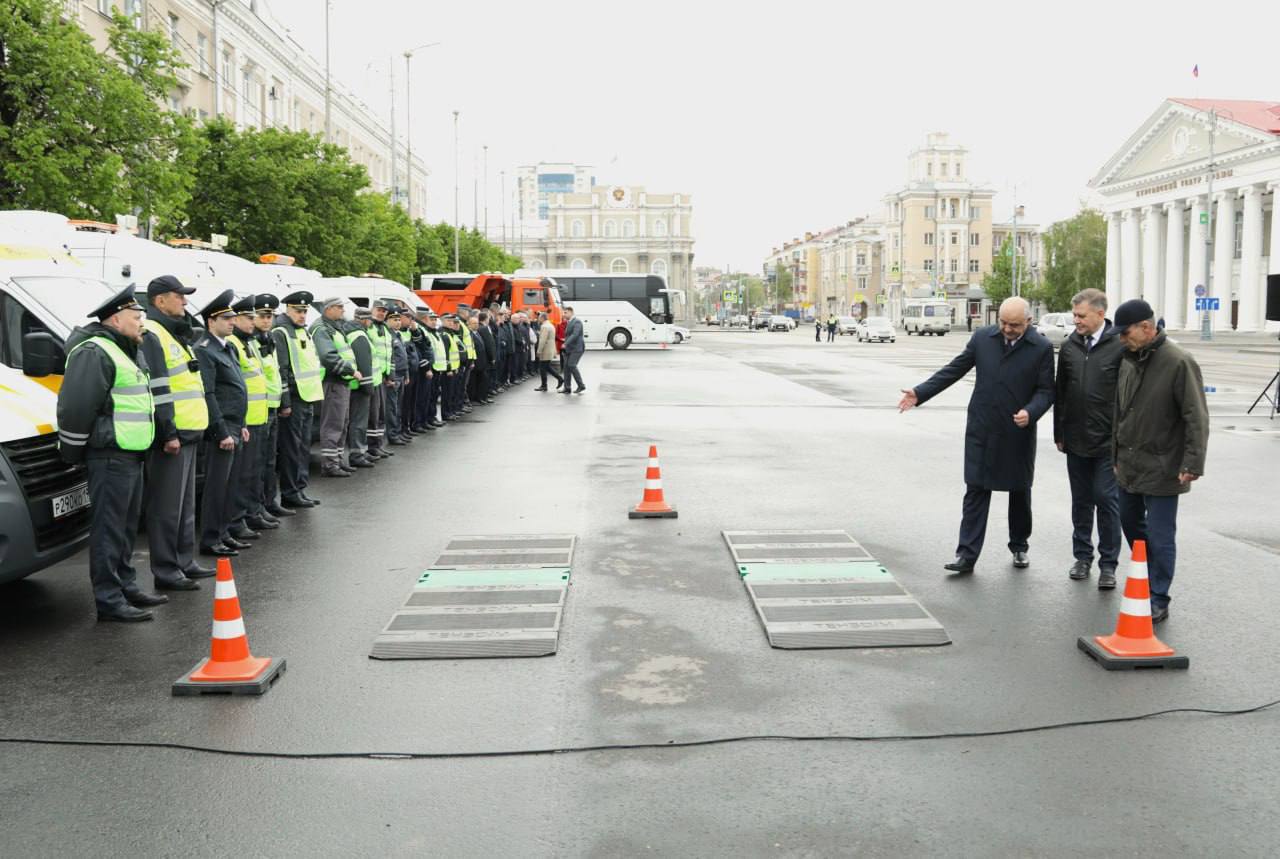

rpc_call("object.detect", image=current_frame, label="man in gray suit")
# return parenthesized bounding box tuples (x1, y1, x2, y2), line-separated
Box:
(560, 306, 586, 394)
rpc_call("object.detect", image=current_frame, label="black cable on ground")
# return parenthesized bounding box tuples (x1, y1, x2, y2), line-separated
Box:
(0, 698, 1276, 762)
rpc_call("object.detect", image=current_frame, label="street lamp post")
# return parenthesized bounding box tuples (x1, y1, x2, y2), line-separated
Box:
(453, 109, 460, 272)
(402, 42, 440, 221)
(323, 0, 331, 143)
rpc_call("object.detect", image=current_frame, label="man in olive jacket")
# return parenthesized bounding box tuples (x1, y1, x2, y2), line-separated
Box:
(1054, 288, 1126, 589)
(1111, 299, 1209, 624)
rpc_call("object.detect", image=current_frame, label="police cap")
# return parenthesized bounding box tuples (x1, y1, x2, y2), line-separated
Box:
(281, 290, 313, 309)
(88, 283, 144, 321)
(199, 288, 237, 321)
(231, 295, 256, 316)
(253, 293, 280, 314)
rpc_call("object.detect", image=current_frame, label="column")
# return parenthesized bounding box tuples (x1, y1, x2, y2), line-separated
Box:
(1213, 192, 1236, 325)
(1237, 185, 1264, 332)
(1120, 208, 1141, 303)
(1270, 184, 1280, 327)
(1142, 205, 1164, 314)
(1105, 212, 1121, 311)
(1185, 195, 1208, 331)
(1163, 199, 1185, 330)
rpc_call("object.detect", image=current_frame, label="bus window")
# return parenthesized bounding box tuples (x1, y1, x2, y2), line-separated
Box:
(649, 295, 667, 322)
(576, 278, 609, 301)
(611, 278, 647, 300)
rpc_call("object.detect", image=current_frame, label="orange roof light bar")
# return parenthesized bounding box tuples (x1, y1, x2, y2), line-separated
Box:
(260, 253, 296, 266)
(68, 220, 118, 234)
(168, 238, 222, 251)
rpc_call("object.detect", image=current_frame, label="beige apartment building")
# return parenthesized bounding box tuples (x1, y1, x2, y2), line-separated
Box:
(64, 0, 428, 216)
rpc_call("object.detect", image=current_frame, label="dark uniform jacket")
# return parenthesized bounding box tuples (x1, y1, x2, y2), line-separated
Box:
(477, 324, 498, 371)
(1053, 321, 1124, 459)
(309, 316, 355, 382)
(1112, 331, 1209, 497)
(139, 307, 205, 446)
(271, 312, 308, 401)
(390, 330, 409, 381)
(195, 331, 248, 442)
(57, 323, 153, 464)
(914, 325, 1055, 491)
(348, 322, 374, 388)
(496, 321, 514, 359)
(469, 326, 489, 368)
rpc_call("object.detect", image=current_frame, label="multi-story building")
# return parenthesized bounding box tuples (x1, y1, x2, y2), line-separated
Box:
(515, 163, 595, 239)
(1089, 97, 1279, 333)
(816, 219, 885, 319)
(65, 0, 428, 217)
(520, 184, 695, 321)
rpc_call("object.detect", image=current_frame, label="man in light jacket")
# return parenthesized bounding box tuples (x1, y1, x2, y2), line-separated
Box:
(560, 306, 586, 394)
(534, 312, 564, 391)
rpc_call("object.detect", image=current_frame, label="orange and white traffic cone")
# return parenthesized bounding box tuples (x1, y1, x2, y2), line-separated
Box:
(173, 557, 286, 695)
(629, 444, 678, 519)
(1077, 540, 1188, 670)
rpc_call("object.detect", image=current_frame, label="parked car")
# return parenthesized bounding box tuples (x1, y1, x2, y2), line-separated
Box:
(751, 312, 772, 329)
(729, 314, 749, 328)
(1034, 312, 1072, 347)
(673, 325, 691, 343)
(837, 316, 859, 335)
(768, 315, 796, 331)
(856, 316, 896, 343)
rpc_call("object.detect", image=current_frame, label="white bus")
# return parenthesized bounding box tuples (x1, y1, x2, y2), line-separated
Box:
(517, 269, 675, 350)
(903, 300, 954, 336)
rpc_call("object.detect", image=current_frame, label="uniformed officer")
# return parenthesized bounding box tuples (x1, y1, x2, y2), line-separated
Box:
(385, 307, 409, 444)
(345, 307, 377, 468)
(57, 284, 165, 621)
(456, 307, 477, 412)
(252, 293, 293, 519)
(196, 289, 250, 556)
(440, 314, 462, 420)
(139, 274, 213, 593)
(227, 295, 270, 539)
(366, 301, 395, 458)
(417, 310, 444, 430)
(310, 297, 358, 477)
(272, 290, 323, 508)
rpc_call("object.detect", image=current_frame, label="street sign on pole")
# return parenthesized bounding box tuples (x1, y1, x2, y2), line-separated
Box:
(1199, 213, 1209, 225)
(1194, 297, 1221, 311)
(1194, 285, 1206, 298)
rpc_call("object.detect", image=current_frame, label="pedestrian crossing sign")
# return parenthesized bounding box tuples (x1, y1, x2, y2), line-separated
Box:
(723, 290, 737, 302)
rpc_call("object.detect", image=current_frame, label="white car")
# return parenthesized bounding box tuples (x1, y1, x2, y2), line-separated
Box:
(673, 325, 691, 343)
(857, 316, 896, 343)
(1035, 312, 1072, 347)
(730, 314, 749, 328)
(837, 316, 859, 336)
(768, 315, 796, 331)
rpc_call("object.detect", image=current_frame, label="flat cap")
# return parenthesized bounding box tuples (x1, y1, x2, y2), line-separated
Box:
(1113, 299, 1154, 333)
(89, 283, 143, 321)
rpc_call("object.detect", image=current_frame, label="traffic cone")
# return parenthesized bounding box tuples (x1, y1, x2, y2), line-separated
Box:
(1077, 540, 1188, 670)
(629, 444, 678, 519)
(173, 557, 286, 695)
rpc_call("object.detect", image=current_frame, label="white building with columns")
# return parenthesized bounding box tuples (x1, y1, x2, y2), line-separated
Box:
(1089, 98, 1280, 332)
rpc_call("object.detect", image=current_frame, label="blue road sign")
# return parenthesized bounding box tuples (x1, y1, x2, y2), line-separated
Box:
(1195, 297, 1221, 311)
(1194, 285, 1206, 298)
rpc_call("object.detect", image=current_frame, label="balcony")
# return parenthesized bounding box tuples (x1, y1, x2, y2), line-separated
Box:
(174, 65, 194, 88)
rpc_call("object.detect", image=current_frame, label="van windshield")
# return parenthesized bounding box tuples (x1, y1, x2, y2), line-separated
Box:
(13, 276, 115, 329)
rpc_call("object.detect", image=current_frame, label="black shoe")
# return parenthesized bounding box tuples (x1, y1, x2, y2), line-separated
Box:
(559, 388, 572, 394)
(229, 525, 260, 540)
(389, 438, 408, 446)
(339, 463, 357, 473)
(258, 510, 281, 524)
(300, 492, 321, 505)
(246, 517, 278, 531)
(1098, 569, 1117, 590)
(943, 557, 976, 574)
(224, 537, 252, 550)
(1011, 551, 1030, 569)
(534, 386, 547, 391)
(322, 467, 351, 478)
(1068, 559, 1091, 580)
(200, 543, 238, 557)
(124, 589, 170, 606)
(184, 564, 217, 579)
(1151, 604, 1169, 624)
(154, 577, 200, 592)
(574, 387, 586, 394)
(97, 604, 154, 623)
(280, 495, 315, 509)
(265, 503, 297, 517)
(349, 457, 375, 469)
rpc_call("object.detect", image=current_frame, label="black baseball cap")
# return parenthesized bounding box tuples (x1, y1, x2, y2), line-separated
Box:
(146, 275, 196, 299)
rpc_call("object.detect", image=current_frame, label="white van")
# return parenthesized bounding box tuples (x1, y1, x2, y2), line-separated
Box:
(903, 301, 953, 336)
(318, 274, 430, 320)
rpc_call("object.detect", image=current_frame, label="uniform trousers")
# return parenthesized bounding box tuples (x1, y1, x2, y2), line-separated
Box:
(231, 423, 264, 526)
(367, 385, 385, 453)
(1118, 491, 1179, 609)
(413, 369, 432, 428)
(277, 399, 313, 500)
(145, 442, 198, 585)
(347, 385, 372, 457)
(438, 373, 453, 419)
(318, 379, 350, 467)
(258, 411, 279, 513)
(563, 351, 585, 391)
(87, 453, 144, 611)
(956, 485, 1032, 563)
(538, 359, 563, 388)
(385, 379, 402, 440)
(200, 431, 240, 546)
(1066, 452, 1121, 570)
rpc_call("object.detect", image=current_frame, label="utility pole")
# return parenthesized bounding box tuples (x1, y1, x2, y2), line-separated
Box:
(500, 170, 507, 252)
(403, 43, 439, 220)
(388, 56, 397, 207)
(453, 110, 460, 272)
(323, 0, 331, 143)
(472, 149, 478, 232)
(483, 145, 489, 240)
(1201, 108, 1218, 341)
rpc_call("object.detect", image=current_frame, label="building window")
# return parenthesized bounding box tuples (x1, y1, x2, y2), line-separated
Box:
(622, 220, 635, 238)
(927, 163, 933, 176)
(168, 94, 181, 112)
(924, 232, 934, 245)
(954, 162, 962, 178)
(856, 252, 866, 266)
(652, 219, 667, 237)
(603, 219, 617, 238)
(1016, 234, 1024, 249)
(941, 162, 948, 176)
(610, 257, 629, 273)
(168, 14, 180, 49)
(970, 233, 979, 246)
(969, 259, 980, 273)
(571, 219, 585, 238)
(950, 232, 958, 245)
(221, 51, 232, 88)
(950, 259, 958, 273)
(893, 235, 899, 249)
(196, 33, 209, 75)
(97, 0, 112, 15)
(949, 202, 957, 218)
(925, 206, 935, 218)
(971, 206, 980, 219)
(1234, 210, 1243, 259)
(122, 0, 140, 26)
(923, 260, 935, 272)
(651, 258, 667, 277)
(570, 258, 587, 270)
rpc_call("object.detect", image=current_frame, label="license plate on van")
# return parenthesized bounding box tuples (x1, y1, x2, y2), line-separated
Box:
(52, 484, 91, 519)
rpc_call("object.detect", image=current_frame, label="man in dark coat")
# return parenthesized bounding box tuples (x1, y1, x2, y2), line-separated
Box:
(1054, 288, 1125, 589)
(476, 309, 499, 402)
(195, 290, 250, 556)
(898, 297, 1055, 573)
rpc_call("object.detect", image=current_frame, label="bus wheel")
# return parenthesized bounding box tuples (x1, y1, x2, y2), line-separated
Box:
(608, 328, 632, 350)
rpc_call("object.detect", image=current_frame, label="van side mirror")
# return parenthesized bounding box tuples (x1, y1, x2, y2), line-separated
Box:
(23, 331, 65, 377)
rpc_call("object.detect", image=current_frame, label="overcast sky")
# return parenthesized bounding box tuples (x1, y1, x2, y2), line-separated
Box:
(267, 0, 1279, 271)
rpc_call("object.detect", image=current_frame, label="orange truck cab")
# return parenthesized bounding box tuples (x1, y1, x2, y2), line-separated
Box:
(416, 273, 562, 324)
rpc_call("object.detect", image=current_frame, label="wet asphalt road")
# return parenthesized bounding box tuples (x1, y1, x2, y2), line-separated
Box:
(2, 330, 1278, 857)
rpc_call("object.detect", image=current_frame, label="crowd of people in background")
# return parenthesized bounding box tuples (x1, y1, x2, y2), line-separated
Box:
(56, 275, 585, 622)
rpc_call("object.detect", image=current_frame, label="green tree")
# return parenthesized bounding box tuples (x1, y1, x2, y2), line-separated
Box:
(982, 237, 1018, 305)
(1033, 208, 1107, 312)
(185, 119, 369, 274)
(774, 264, 793, 304)
(0, 2, 198, 228)
(423, 223, 521, 276)
(413, 219, 448, 281)
(351, 191, 415, 286)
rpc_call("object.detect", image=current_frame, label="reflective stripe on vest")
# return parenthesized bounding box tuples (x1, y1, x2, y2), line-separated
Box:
(274, 324, 324, 403)
(228, 335, 269, 426)
(372, 324, 392, 376)
(67, 336, 155, 451)
(261, 348, 282, 409)
(142, 319, 208, 432)
(424, 330, 447, 371)
(446, 331, 461, 370)
(460, 325, 476, 360)
(347, 327, 377, 389)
